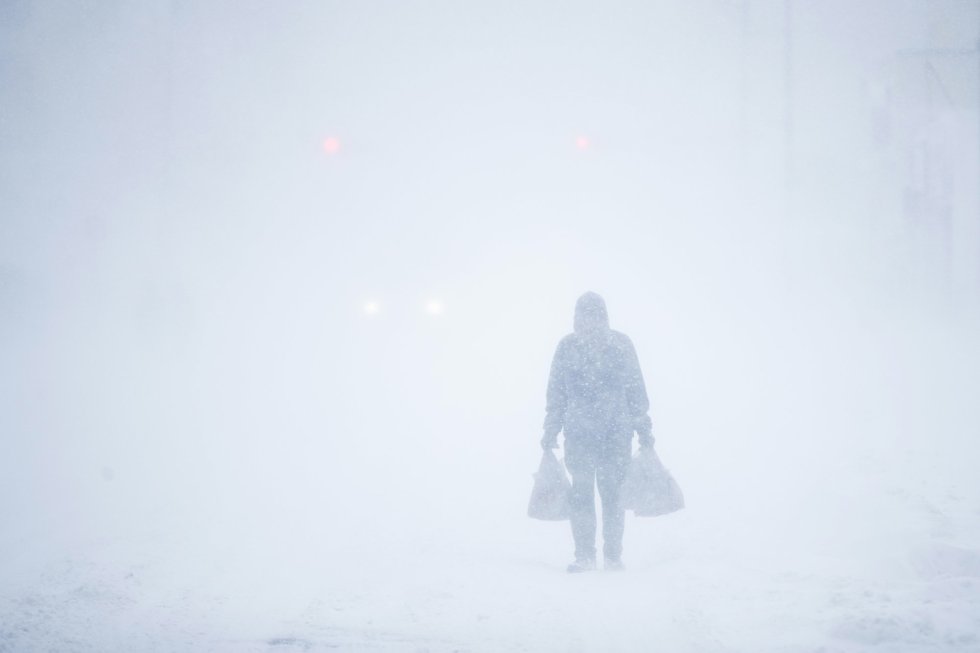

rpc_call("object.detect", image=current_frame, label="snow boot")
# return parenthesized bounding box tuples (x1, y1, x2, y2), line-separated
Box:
(604, 557, 625, 572)
(566, 558, 596, 573)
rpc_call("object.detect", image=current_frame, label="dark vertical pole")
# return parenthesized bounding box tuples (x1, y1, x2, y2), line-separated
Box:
(783, 0, 794, 217)
(161, 0, 176, 243)
(778, 0, 795, 297)
(739, 0, 750, 158)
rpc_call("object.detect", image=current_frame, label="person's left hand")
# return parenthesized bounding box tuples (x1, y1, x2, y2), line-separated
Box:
(540, 434, 559, 451)
(638, 433, 655, 450)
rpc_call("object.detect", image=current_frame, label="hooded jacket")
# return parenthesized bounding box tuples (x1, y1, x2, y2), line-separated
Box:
(543, 292, 652, 444)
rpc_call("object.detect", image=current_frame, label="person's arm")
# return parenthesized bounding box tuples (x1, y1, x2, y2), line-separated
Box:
(624, 337, 654, 447)
(541, 340, 567, 449)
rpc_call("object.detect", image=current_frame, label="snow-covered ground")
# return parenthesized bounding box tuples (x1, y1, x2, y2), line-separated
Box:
(2, 311, 978, 653)
(2, 469, 979, 652)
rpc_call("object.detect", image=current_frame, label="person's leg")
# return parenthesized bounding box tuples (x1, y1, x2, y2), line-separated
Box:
(596, 447, 630, 563)
(566, 447, 598, 564)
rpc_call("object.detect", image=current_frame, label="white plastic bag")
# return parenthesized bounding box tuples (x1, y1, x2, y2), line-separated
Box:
(527, 450, 571, 521)
(622, 448, 685, 517)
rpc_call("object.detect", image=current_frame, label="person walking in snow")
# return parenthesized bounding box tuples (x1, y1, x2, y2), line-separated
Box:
(541, 292, 653, 572)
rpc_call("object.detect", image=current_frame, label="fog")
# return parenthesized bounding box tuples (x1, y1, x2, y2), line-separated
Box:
(2, 1, 980, 651)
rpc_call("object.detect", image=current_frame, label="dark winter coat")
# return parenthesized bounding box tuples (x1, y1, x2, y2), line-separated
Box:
(543, 293, 652, 450)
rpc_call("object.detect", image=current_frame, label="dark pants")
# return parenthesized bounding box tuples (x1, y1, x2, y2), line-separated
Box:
(565, 439, 630, 562)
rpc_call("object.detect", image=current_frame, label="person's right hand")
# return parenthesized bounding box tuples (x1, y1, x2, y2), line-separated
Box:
(540, 434, 559, 451)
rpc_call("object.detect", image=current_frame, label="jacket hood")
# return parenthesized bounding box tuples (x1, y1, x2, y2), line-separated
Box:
(573, 292, 610, 337)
